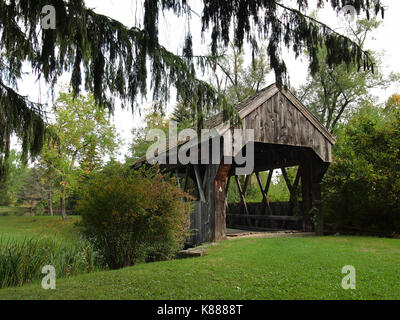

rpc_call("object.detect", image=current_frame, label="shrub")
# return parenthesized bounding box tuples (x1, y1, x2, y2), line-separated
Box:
(323, 105, 400, 236)
(76, 164, 191, 269)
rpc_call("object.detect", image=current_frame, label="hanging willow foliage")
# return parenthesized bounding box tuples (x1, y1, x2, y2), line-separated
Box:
(0, 83, 48, 179)
(0, 0, 384, 178)
(202, 0, 384, 87)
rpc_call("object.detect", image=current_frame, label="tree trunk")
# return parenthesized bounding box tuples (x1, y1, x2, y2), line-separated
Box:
(60, 189, 67, 220)
(48, 191, 54, 216)
(30, 201, 35, 217)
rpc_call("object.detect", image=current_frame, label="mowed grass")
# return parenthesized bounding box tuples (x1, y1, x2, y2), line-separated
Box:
(0, 206, 25, 216)
(0, 215, 82, 244)
(1, 235, 400, 300)
(0, 215, 99, 289)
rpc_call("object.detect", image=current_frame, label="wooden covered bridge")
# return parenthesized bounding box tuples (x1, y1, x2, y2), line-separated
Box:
(134, 84, 336, 246)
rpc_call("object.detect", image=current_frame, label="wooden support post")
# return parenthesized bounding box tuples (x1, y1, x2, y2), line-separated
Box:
(312, 182, 323, 236)
(234, 176, 249, 215)
(310, 160, 329, 236)
(300, 163, 313, 232)
(225, 176, 231, 211)
(202, 166, 209, 192)
(214, 164, 232, 241)
(255, 171, 272, 215)
(183, 166, 189, 192)
(234, 176, 250, 226)
(293, 168, 301, 193)
(282, 167, 301, 214)
(225, 175, 231, 195)
(281, 167, 294, 196)
(194, 165, 206, 202)
(243, 175, 251, 196)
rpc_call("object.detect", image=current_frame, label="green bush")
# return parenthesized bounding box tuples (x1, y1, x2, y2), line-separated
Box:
(323, 105, 400, 236)
(0, 237, 99, 288)
(76, 164, 191, 269)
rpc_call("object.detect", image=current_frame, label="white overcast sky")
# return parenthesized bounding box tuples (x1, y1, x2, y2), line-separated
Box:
(13, 0, 400, 160)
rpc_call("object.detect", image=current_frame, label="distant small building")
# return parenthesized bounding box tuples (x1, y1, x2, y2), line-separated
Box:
(134, 84, 336, 246)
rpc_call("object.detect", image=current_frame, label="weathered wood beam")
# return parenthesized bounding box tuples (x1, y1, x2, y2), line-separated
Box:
(183, 166, 190, 192)
(281, 167, 294, 194)
(226, 214, 297, 221)
(255, 171, 273, 215)
(193, 165, 206, 202)
(281, 167, 301, 209)
(293, 167, 301, 192)
(225, 175, 231, 194)
(202, 166, 208, 192)
(215, 164, 232, 242)
(252, 161, 300, 175)
(234, 175, 249, 217)
(243, 175, 251, 196)
(255, 172, 267, 203)
(225, 175, 231, 212)
(231, 225, 284, 232)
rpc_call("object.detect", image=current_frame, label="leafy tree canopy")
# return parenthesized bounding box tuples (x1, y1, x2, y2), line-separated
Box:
(296, 17, 398, 133)
(210, 43, 272, 105)
(323, 100, 400, 235)
(39, 91, 120, 219)
(0, 149, 28, 205)
(386, 94, 400, 112)
(0, 0, 385, 178)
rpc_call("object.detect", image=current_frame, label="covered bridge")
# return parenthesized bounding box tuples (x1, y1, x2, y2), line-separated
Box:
(133, 84, 336, 246)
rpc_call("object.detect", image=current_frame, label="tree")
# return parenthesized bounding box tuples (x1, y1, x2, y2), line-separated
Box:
(323, 101, 400, 235)
(0, 0, 383, 179)
(172, 101, 196, 130)
(18, 167, 49, 215)
(0, 149, 28, 205)
(211, 43, 272, 105)
(172, 43, 272, 131)
(296, 17, 399, 133)
(128, 108, 170, 162)
(40, 92, 120, 219)
(386, 94, 400, 112)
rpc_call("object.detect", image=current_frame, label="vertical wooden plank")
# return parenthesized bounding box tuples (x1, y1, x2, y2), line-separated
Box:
(193, 165, 205, 202)
(255, 171, 273, 215)
(208, 164, 219, 242)
(183, 166, 190, 192)
(215, 177, 227, 241)
(243, 174, 251, 196)
(234, 175, 249, 217)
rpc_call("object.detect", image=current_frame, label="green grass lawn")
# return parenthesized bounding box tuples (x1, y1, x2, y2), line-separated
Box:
(0, 215, 81, 244)
(1, 235, 400, 300)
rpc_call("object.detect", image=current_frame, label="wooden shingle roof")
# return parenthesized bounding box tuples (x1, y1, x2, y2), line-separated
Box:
(133, 83, 336, 166)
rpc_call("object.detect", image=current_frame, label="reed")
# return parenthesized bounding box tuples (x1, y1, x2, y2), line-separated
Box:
(0, 237, 102, 288)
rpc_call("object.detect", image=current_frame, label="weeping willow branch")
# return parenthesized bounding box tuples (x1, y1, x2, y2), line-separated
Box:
(201, 0, 384, 86)
(0, 81, 49, 177)
(0, 0, 385, 179)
